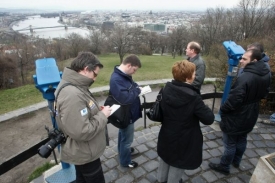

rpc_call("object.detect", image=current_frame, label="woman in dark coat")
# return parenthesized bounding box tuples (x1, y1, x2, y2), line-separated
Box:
(157, 60, 214, 183)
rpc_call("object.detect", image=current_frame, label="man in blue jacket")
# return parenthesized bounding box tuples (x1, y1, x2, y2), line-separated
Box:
(209, 49, 270, 175)
(109, 54, 142, 168)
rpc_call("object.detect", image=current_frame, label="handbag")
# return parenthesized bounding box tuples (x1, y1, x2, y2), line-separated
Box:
(104, 95, 131, 129)
(146, 88, 164, 122)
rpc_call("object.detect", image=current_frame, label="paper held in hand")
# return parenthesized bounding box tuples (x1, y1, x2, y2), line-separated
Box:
(110, 104, 120, 115)
(139, 85, 152, 96)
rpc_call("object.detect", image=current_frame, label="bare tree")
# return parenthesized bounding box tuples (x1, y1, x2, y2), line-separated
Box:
(109, 24, 135, 63)
(87, 29, 106, 54)
(168, 25, 188, 57)
(236, 0, 274, 39)
(66, 33, 89, 57)
(13, 38, 37, 85)
(143, 31, 159, 55)
(0, 56, 18, 89)
(157, 35, 169, 55)
(46, 38, 72, 61)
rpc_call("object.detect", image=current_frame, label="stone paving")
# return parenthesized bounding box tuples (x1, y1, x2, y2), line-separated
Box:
(91, 117, 275, 183)
(2, 79, 274, 183)
(32, 117, 273, 183)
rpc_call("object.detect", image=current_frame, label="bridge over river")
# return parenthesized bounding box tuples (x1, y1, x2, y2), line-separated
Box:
(16, 25, 75, 33)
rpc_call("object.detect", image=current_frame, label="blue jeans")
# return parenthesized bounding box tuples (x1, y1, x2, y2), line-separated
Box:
(74, 158, 105, 183)
(118, 123, 134, 166)
(220, 133, 247, 170)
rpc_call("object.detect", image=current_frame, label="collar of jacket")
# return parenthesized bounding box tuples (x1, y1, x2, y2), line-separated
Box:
(261, 53, 270, 62)
(172, 80, 197, 90)
(62, 67, 94, 88)
(244, 60, 270, 76)
(114, 65, 133, 81)
(188, 54, 199, 62)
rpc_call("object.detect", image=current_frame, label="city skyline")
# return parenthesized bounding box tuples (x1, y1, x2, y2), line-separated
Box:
(1, 0, 241, 11)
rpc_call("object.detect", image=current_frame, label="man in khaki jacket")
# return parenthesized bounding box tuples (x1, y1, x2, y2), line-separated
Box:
(55, 52, 111, 183)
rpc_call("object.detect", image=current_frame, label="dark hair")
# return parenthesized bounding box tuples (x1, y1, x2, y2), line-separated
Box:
(122, 54, 142, 68)
(188, 41, 201, 54)
(70, 52, 103, 72)
(247, 49, 262, 61)
(172, 60, 196, 82)
(247, 42, 264, 53)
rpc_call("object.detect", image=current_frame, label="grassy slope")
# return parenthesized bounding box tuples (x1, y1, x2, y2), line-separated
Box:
(0, 54, 183, 114)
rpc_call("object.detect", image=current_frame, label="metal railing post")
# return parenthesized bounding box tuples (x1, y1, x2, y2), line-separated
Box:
(142, 95, 147, 128)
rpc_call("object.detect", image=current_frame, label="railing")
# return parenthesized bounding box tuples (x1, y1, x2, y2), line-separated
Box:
(1, 90, 274, 176)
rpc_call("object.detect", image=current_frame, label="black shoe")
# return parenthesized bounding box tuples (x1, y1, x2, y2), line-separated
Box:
(232, 162, 239, 168)
(209, 163, 229, 175)
(124, 161, 138, 168)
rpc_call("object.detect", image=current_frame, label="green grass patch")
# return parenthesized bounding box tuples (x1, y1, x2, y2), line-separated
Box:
(0, 84, 43, 114)
(28, 162, 56, 182)
(88, 54, 180, 88)
(0, 54, 183, 115)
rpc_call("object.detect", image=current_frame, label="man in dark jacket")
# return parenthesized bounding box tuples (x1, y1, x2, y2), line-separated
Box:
(209, 49, 271, 175)
(109, 54, 142, 168)
(238, 42, 271, 76)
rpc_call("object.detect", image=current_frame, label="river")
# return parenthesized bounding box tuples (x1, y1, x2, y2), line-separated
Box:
(12, 15, 90, 39)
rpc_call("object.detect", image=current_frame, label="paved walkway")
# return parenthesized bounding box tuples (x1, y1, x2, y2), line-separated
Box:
(30, 116, 275, 183)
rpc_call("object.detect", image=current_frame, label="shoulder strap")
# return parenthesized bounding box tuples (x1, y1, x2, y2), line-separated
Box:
(55, 83, 74, 102)
(54, 83, 100, 117)
(54, 83, 75, 118)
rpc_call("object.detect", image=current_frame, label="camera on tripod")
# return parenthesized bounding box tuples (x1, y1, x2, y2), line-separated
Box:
(37, 126, 67, 158)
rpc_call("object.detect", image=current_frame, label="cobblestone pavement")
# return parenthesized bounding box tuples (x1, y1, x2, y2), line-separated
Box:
(94, 118, 275, 183)
(34, 116, 275, 183)
(1, 81, 274, 183)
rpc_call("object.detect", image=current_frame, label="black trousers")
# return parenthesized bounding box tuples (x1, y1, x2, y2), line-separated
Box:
(74, 158, 105, 183)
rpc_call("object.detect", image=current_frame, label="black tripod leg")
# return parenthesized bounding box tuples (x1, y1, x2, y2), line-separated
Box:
(52, 149, 58, 165)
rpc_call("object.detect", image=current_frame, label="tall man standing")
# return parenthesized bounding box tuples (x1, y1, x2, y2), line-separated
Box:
(209, 49, 270, 175)
(109, 54, 142, 168)
(185, 41, 206, 93)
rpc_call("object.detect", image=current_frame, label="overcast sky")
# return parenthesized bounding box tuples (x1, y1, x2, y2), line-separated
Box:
(1, 0, 241, 11)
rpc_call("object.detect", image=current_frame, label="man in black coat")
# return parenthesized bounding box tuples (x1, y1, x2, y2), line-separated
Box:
(209, 49, 271, 175)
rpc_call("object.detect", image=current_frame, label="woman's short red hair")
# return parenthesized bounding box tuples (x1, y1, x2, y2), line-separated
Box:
(172, 60, 196, 82)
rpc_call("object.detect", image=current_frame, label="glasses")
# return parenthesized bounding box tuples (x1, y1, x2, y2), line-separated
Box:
(92, 70, 98, 77)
